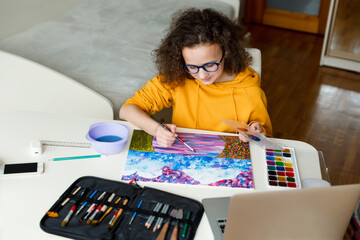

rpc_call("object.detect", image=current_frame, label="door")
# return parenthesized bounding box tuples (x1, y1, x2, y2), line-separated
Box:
(244, 0, 331, 34)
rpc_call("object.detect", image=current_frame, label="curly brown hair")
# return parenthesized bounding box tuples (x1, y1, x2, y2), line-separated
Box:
(154, 8, 251, 88)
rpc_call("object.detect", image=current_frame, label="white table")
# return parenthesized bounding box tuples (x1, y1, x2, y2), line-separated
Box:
(0, 50, 114, 119)
(0, 111, 322, 239)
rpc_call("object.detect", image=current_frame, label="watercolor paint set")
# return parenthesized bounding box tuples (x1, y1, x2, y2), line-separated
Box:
(40, 176, 204, 240)
(265, 147, 302, 189)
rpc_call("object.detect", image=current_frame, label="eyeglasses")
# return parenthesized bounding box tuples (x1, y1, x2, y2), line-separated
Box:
(183, 52, 224, 74)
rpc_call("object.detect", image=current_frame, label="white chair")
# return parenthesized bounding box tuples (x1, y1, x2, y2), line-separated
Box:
(0, 50, 114, 119)
(246, 48, 262, 78)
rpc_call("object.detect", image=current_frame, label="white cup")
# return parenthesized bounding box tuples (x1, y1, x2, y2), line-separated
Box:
(302, 178, 331, 188)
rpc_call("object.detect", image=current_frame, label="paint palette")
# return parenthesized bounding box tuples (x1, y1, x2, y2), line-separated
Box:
(265, 147, 301, 189)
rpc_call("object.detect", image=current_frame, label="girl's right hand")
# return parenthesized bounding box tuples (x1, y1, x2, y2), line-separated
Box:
(238, 122, 262, 142)
(154, 124, 177, 147)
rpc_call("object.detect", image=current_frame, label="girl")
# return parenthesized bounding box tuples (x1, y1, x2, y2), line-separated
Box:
(120, 8, 272, 147)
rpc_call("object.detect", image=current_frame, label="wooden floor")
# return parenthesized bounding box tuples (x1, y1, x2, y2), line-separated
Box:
(247, 23, 360, 186)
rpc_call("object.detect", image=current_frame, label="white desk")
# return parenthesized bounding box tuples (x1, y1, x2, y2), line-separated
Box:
(0, 111, 322, 239)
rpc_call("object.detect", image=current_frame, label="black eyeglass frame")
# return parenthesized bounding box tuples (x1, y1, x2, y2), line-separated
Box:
(182, 51, 225, 74)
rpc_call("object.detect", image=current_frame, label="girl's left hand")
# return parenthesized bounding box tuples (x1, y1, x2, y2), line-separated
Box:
(249, 122, 262, 133)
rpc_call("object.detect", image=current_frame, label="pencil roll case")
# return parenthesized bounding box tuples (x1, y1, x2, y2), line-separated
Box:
(40, 176, 204, 240)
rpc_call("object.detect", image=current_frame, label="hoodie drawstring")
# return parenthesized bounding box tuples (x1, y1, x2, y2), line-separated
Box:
(194, 83, 200, 129)
(231, 86, 238, 121)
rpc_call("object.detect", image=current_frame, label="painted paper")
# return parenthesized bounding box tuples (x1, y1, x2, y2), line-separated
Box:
(122, 130, 253, 188)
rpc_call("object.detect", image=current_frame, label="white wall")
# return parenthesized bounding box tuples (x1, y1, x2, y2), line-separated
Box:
(0, 0, 80, 39)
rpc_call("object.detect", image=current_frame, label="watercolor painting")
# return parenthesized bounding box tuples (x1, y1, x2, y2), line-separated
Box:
(122, 130, 253, 188)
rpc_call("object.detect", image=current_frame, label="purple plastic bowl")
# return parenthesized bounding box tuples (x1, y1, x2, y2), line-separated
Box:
(86, 122, 130, 155)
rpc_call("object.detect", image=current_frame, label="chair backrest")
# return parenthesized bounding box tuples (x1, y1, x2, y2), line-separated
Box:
(245, 48, 262, 78)
(0, 50, 114, 119)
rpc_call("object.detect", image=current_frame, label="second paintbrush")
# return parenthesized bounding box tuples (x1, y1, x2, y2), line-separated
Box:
(149, 115, 196, 152)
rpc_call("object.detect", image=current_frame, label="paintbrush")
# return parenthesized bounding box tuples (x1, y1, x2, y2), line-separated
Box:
(149, 114, 196, 152)
(108, 198, 129, 229)
(46, 186, 82, 218)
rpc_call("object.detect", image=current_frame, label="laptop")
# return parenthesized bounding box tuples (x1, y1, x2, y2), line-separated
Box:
(202, 184, 360, 240)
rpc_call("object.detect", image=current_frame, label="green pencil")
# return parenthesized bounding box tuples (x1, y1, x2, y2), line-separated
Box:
(51, 154, 101, 161)
(182, 210, 191, 238)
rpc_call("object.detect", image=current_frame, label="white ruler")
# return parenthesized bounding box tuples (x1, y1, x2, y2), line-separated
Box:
(40, 140, 91, 148)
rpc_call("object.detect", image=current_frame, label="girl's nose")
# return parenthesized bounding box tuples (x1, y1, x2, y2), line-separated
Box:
(197, 68, 208, 79)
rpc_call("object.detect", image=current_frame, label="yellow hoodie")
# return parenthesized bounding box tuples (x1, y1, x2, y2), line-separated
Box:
(123, 67, 273, 136)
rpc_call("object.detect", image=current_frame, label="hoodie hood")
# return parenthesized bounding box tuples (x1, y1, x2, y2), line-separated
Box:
(191, 67, 261, 128)
(194, 67, 261, 89)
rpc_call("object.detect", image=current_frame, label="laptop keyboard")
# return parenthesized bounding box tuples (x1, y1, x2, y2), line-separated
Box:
(217, 218, 227, 235)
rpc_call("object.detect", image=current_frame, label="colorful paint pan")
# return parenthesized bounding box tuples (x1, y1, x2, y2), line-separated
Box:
(265, 147, 301, 189)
